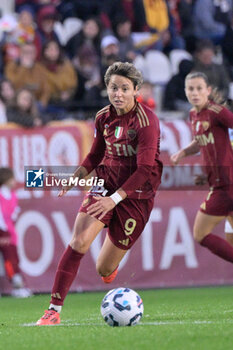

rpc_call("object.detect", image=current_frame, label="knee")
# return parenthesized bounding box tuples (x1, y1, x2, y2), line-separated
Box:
(193, 228, 205, 243)
(70, 236, 89, 254)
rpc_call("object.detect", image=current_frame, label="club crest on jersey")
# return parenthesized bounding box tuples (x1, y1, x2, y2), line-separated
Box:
(127, 129, 137, 140)
(202, 121, 210, 131)
(115, 126, 123, 139)
(195, 121, 210, 133)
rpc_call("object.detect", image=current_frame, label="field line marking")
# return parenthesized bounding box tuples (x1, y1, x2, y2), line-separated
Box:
(21, 319, 233, 327)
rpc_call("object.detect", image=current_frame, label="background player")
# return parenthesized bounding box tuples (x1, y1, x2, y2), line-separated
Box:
(0, 167, 32, 298)
(37, 61, 163, 325)
(225, 127, 233, 243)
(171, 72, 233, 264)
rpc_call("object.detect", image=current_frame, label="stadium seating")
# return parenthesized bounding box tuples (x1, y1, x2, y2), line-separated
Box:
(169, 49, 193, 75)
(144, 50, 172, 85)
(54, 17, 83, 46)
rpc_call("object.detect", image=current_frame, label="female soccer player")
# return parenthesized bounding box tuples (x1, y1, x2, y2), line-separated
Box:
(37, 62, 163, 325)
(170, 72, 233, 265)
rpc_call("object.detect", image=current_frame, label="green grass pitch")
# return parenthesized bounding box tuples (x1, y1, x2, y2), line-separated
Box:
(1, 286, 233, 350)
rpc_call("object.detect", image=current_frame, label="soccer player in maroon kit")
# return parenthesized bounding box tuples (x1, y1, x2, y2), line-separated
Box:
(171, 72, 233, 265)
(37, 62, 163, 325)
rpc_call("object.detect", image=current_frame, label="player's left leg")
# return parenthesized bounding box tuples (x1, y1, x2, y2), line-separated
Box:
(96, 235, 127, 283)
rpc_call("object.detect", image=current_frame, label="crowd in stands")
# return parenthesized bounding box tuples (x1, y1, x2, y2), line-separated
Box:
(0, 0, 232, 126)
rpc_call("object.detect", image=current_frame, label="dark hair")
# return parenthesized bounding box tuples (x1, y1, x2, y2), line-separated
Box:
(42, 40, 64, 65)
(195, 39, 215, 53)
(104, 61, 143, 89)
(0, 78, 15, 103)
(185, 71, 226, 105)
(15, 87, 39, 118)
(0, 167, 14, 186)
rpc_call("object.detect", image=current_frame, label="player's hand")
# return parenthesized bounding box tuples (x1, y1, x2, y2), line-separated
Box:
(87, 196, 116, 220)
(58, 166, 88, 197)
(58, 188, 67, 197)
(170, 151, 183, 165)
(194, 174, 207, 186)
(58, 185, 72, 197)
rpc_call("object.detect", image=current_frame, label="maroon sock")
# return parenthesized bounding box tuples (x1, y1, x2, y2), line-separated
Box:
(50, 245, 84, 306)
(200, 233, 233, 263)
(1, 244, 20, 279)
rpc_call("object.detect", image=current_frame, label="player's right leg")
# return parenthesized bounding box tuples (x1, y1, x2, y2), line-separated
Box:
(36, 212, 105, 325)
(194, 211, 233, 263)
(225, 217, 233, 245)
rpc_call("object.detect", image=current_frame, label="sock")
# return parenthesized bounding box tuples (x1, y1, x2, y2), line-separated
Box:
(200, 233, 233, 263)
(1, 244, 21, 280)
(49, 303, 62, 313)
(50, 245, 84, 306)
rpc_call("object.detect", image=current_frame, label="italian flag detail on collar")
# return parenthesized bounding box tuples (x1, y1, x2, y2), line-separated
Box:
(115, 126, 123, 139)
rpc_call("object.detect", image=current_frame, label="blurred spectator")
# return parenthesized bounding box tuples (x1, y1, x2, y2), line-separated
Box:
(5, 42, 51, 107)
(193, 39, 230, 99)
(221, 14, 233, 79)
(0, 167, 32, 297)
(66, 17, 102, 105)
(168, 0, 182, 33)
(101, 0, 148, 34)
(57, 0, 102, 21)
(72, 45, 101, 104)
(66, 17, 101, 60)
(35, 4, 61, 58)
(136, 0, 185, 53)
(14, 5, 36, 43)
(178, 0, 196, 53)
(7, 87, 42, 127)
(113, 17, 137, 62)
(100, 35, 120, 75)
(2, 5, 37, 62)
(0, 78, 15, 123)
(193, 0, 233, 44)
(99, 35, 121, 101)
(137, 81, 156, 111)
(15, 1, 36, 12)
(15, 0, 60, 13)
(163, 59, 193, 111)
(40, 40, 77, 105)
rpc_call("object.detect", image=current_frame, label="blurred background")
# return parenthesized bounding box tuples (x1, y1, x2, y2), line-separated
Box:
(0, 0, 233, 296)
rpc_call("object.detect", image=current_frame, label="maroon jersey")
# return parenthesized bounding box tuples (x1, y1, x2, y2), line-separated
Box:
(81, 101, 163, 199)
(190, 102, 233, 188)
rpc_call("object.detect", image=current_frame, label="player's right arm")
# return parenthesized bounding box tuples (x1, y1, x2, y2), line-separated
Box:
(170, 139, 200, 165)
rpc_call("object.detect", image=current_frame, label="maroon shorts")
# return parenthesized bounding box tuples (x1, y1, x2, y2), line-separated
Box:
(200, 187, 233, 216)
(79, 187, 154, 250)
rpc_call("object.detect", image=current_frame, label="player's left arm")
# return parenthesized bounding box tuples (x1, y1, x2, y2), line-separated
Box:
(120, 116, 159, 197)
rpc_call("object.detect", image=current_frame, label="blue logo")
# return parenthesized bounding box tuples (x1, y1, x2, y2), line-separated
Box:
(26, 168, 45, 188)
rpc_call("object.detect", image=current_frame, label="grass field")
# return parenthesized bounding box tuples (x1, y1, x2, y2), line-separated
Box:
(0, 286, 233, 350)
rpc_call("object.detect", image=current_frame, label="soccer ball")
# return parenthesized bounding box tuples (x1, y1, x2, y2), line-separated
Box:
(100, 287, 144, 326)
